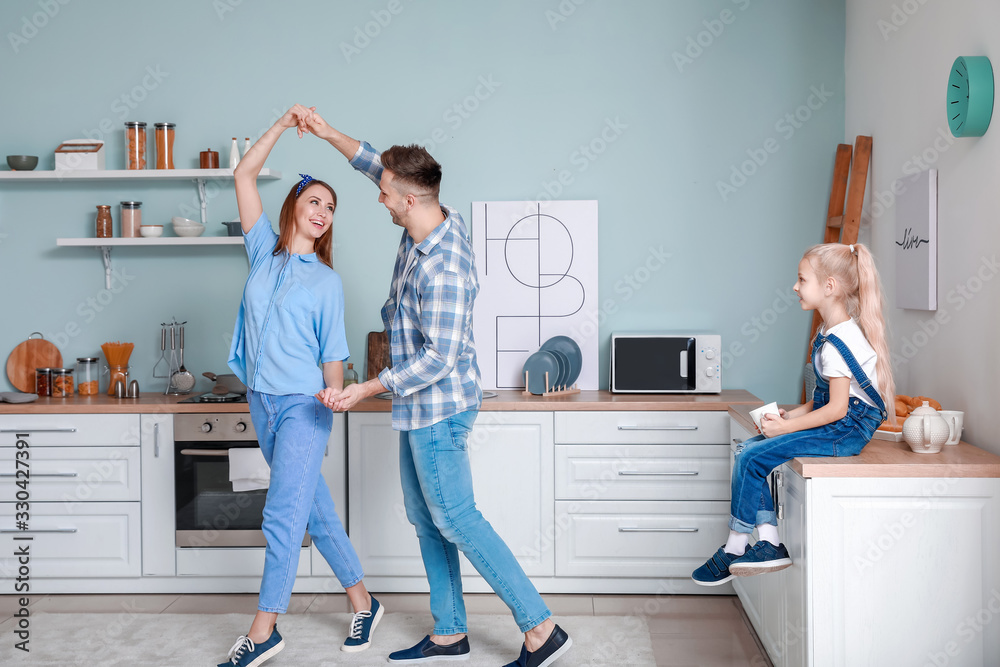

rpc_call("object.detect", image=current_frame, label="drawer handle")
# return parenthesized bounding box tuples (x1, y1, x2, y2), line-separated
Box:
(617, 425, 698, 431)
(0, 528, 78, 534)
(0, 428, 78, 433)
(0, 472, 79, 478)
(618, 527, 699, 533)
(618, 470, 699, 476)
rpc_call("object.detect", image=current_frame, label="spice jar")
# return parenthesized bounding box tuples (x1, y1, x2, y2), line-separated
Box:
(107, 365, 129, 396)
(76, 357, 100, 396)
(125, 121, 147, 169)
(35, 368, 52, 397)
(199, 149, 219, 169)
(154, 122, 175, 169)
(121, 201, 142, 238)
(96, 205, 113, 238)
(52, 368, 74, 398)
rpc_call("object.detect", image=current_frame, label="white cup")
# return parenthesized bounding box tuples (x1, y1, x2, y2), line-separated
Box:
(938, 410, 964, 445)
(749, 402, 781, 433)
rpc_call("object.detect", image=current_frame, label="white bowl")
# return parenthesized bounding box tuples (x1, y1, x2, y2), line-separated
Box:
(171, 216, 200, 227)
(139, 225, 163, 238)
(173, 225, 205, 237)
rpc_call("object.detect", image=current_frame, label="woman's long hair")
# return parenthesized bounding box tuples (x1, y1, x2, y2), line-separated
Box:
(804, 242, 896, 423)
(273, 179, 337, 268)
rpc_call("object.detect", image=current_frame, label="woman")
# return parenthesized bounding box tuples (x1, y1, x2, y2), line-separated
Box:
(219, 105, 382, 667)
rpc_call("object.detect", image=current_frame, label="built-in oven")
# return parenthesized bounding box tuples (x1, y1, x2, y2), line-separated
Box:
(173, 413, 309, 548)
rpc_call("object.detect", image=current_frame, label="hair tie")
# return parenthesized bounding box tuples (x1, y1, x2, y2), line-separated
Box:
(295, 173, 314, 197)
(849, 244, 856, 255)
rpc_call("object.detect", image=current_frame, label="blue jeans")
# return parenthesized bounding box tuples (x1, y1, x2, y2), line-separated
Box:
(399, 409, 551, 634)
(248, 389, 364, 613)
(730, 396, 883, 533)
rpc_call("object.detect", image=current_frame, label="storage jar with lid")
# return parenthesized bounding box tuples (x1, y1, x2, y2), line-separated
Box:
(124, 121, 147, 169)
(121, 201, 142, 238)
(76, 357, 100, 396)
(51, 368, 74, 398)
(107, 365, 129, 396)
(34, 368, 52, 397)
(154, 122, 175, 169)
(95, 205, 113, 238)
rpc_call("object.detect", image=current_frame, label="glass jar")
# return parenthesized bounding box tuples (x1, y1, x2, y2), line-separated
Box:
(76, 357, 100, 396)
(52, 368, 74, 398)
(343, 362, 359, 388)
(34, 368, 52, 397)
(154, 122, 175, 169)
(96, 205, 113, 238)
(121, 201, 142, 238)
(124, 121, 147, 169)
(107, 364, 129, 396)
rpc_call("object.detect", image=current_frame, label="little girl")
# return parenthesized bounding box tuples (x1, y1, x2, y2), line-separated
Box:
(693, 242, 895, 586)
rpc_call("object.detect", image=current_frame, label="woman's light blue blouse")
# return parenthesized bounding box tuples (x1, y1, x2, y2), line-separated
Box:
(228, 211, 349, 395)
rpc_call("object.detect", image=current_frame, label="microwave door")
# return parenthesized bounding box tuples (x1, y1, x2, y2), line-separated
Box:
(661, 337, 696, 391)
(617, 337, 695, 391)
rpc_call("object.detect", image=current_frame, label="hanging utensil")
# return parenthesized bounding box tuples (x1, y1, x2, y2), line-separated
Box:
(169, 326, 195, 394)
(164, 324, 180, 395)
(152, 324, 168, 378)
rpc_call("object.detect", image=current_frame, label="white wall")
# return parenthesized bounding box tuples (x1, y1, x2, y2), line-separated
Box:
(846, 0, 1000, 454)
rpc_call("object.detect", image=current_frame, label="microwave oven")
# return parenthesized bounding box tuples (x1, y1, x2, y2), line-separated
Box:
(610, 333, 721, 393)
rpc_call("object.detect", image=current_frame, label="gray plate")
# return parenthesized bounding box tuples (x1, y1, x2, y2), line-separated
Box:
(0, 392, 39, 403)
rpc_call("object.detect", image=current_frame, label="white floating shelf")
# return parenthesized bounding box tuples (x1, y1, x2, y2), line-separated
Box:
(57, 237, 244, 247)
(0, 168, 281, 181)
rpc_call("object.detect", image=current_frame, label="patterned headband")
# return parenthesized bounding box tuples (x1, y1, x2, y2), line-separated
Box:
(296, 173, 314, 197)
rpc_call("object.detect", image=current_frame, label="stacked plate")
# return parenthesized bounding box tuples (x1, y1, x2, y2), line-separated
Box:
(522, 335, 582, 394)
(172, 216, 206, 237)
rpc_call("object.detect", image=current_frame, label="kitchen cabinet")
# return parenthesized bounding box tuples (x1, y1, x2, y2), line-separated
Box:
(728, 412, 1000, 667)
(553, 411, 732, 593)
(346, 411, 554, 590)
(0, 414, 142, 579)
(140, 414, 175, 576)
(0, 167, 281, 288)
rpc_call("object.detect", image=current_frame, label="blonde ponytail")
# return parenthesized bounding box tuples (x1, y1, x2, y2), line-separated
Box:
(803, 243, 896, 424)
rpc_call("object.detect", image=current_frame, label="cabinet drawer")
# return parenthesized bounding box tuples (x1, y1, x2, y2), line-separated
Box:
(555, 500, 730, 577)
(0, 502, 140, 578)
(556, 444, 730, 501)
(176, 547, 311, 577)
(554, 412, 728, 445)
(0, 446, 140, 502)
(0, 414, 139, 447)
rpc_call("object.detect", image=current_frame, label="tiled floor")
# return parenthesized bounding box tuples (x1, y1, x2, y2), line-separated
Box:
(0, 593, 771, 666)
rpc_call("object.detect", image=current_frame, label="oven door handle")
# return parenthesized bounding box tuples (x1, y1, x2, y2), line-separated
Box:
(179, 448, 232, 457)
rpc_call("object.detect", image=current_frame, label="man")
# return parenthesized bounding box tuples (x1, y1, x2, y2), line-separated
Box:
(304, 109, 572, 667)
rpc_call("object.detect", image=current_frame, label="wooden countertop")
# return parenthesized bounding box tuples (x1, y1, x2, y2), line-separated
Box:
(729, 404, 1000, 479)
(351, 389, 761, 412)
(0, 389, 761, 415)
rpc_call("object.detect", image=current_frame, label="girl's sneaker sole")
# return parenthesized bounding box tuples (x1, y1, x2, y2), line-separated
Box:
(730, 558, 792, 576)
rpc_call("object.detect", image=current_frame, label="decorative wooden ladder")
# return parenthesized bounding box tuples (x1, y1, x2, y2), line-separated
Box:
(801, 135, 872, 401)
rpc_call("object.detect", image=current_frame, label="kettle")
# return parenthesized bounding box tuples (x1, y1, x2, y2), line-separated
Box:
(902, 401, 949, 454)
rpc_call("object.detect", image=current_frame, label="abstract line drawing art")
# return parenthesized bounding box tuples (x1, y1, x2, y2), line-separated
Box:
(472, 200, 598, 390)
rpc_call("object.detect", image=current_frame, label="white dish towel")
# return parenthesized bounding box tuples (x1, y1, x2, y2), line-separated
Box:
(228, 447, 270, 492)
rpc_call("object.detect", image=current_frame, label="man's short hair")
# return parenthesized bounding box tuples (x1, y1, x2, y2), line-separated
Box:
(381, 144, 442, 197)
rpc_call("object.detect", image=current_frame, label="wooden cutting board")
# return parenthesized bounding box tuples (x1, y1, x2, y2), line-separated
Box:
(366, 330, 391, 381)
(6, 333, 62, 393)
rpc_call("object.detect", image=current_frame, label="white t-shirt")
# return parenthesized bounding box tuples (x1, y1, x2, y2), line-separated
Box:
(813, 318, 880, 408)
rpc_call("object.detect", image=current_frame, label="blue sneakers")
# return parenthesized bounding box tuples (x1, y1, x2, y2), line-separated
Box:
(341, 595, 384, 652)
(217, 625, 284, 667)
(387, 634, 472, 663)
(502, 624, 573, 667)
(729, 540, 792, 576)
(691, 546, 742, 586)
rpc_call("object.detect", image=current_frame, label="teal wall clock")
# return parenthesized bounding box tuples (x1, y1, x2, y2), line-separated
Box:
(947, 56, 994, 137)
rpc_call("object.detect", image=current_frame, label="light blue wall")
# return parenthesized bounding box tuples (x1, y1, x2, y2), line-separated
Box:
(0, 0, 844, 402)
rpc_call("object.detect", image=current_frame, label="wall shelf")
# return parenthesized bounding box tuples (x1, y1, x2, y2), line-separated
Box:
(57, 237, 245, 247)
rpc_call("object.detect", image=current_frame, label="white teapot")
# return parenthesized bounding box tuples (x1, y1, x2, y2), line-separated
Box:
(902, 401, 950, 454)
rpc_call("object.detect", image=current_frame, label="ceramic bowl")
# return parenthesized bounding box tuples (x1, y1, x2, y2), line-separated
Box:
(7, 155, 38, 171)
(139, 225, 164, 238)
(171, 216, 201, 227)
(173, 225, 205, 237)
